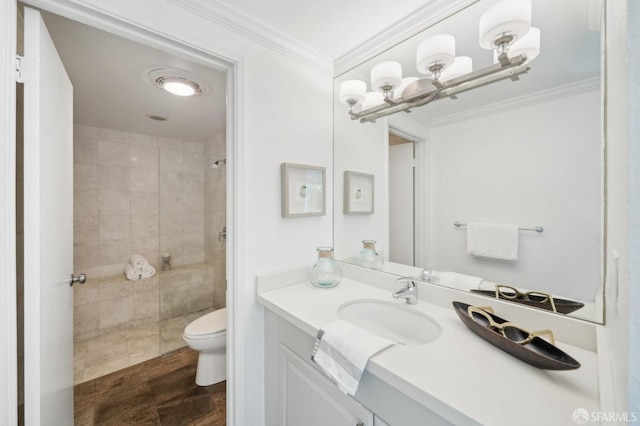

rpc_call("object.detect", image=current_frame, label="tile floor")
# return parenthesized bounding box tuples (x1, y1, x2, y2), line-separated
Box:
(75, 309, 214, 384)
(75, 347, 226, 425)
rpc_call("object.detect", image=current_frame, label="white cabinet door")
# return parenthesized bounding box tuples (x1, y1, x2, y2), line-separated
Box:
(280, 345, 373, 426)
(23, 7, 74, 426)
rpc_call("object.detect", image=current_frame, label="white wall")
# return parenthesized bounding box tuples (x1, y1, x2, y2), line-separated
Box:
(428, 90, 602, 302)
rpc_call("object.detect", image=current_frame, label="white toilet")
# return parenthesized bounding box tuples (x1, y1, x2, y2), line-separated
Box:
(183, 308, 227, 386)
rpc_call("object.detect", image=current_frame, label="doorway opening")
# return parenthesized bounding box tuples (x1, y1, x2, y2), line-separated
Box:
(17, 4, 236, 423)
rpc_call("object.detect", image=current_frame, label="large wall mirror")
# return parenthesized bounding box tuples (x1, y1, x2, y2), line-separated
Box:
(333, 0, 604, 323)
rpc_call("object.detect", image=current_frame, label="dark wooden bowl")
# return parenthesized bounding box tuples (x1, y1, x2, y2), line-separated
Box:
(452, 301, 580, 370)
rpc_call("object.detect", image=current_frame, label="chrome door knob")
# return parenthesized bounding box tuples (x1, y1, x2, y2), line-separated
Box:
(69, 273, 86, 286)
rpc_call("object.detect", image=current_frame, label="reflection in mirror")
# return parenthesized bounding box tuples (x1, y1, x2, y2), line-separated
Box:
(333, 0, 604, 323)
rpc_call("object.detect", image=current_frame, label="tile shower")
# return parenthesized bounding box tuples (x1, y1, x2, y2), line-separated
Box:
(72, 125, 226, 384)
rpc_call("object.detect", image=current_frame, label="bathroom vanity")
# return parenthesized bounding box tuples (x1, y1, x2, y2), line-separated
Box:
(257, 263, 603, 426)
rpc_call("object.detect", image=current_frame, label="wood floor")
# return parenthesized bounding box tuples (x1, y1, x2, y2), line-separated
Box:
(74, 347, 226, 425)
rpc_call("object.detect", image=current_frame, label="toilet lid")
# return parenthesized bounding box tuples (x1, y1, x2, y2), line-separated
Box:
(184, 308, 226, 338)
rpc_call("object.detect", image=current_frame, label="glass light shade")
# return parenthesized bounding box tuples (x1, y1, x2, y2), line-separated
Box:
(394, 77, 419, 99)
(371, 61, 402, 92)
(339, 79, 367, 104)
(362, 91, 385, 110)
(479, 0, 531, 49)
(440, 56, 473, 81)
(416, 34, 455, 75)
(509, 27, 540, 61)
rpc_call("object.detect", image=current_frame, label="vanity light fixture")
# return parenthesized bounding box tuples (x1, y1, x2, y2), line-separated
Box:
(339, 0, 539, 123)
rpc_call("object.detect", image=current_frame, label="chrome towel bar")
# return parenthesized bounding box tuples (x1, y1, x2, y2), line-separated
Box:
(453, 221, 544, 233)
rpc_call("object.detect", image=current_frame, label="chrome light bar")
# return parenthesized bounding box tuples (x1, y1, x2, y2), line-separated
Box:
(349, 53, 530, 123)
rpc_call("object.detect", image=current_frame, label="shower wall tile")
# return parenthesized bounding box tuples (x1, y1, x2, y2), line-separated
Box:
(74, 124, 98, 141)
(74, 241, 100, 270)
(100, 263, 128, 279)
(182, 192, 204, 213)
(98, 215, 130, 241)
(159, 149, 183, 171)
(98, 128, 129, 143)
(182, 169, 204, 193)
(74, 164, 98, 191)
(183, 152, 204, 171)
(160, 215, 182, 236)
(74, 138, 98, 165)
(100, 280, 133, 301)
(160, 235, 183, 260)
(130, 168, 159, 192)
(160, 192, 182, 215)
(130, 145, 158, 170)
(99, 164, 130, 191)
(158, 137, 182, 151)
(98, 140, 129, 165)
(130, 214, 159, 239)
(74, 215, 99, 242)
(75, 190, 98, 217)
(74, 282, 99, 306)
(183, 140, 204, 153)
(183, 234, 204, 255)
(130, 133, 158, 148)
(74, 302, 99, 341)
(99, 191, 130, 216)
(182, 214, 204, 235)
(130, 192, 159, 215)
(159, 169, 182, 193)
(99, 295, 134, 334)
(99, 239, 129, 265)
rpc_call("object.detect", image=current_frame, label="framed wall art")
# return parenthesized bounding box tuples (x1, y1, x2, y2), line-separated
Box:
(281, 163, 326, 218)
(344, 171, 374, 215)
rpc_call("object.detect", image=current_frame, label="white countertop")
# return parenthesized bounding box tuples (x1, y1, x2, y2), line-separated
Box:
(257, 273, 601, 426)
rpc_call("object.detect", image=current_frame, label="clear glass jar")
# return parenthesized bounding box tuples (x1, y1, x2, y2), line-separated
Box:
(310, 247, 342, 288)
(356, 240, 383, 270)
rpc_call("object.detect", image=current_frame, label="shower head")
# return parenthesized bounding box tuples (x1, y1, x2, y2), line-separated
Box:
(211, 159, 227, 169)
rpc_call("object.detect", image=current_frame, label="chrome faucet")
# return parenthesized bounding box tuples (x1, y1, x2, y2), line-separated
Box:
(392, 277, 418, 304)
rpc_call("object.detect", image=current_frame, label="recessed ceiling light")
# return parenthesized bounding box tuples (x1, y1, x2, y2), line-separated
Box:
(148, 68, 207, 97)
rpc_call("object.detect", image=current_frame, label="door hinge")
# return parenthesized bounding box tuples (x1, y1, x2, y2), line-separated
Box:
(15, 54, 36, 84)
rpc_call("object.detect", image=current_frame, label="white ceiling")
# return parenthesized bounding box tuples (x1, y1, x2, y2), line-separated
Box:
(40, 0, 435, 141)
(213, 0, 435, 59)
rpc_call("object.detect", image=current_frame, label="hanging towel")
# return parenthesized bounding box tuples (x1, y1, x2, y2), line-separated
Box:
(466, 222, 519, 261)
(311, 320, 395, 395)
(125, 264, 142, 280)
(130, 254, 149, 269)
(439, 272, 484, 291)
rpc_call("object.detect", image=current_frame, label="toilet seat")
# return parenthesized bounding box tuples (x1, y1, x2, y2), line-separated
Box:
(184, 308, 226, 340)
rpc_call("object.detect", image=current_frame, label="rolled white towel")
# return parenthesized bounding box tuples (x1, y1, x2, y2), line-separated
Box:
(125, 264, 142, 280)
(140, 265, 155, 279)
(130, 254, 149, 269)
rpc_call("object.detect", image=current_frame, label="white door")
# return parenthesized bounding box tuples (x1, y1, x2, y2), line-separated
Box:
(389, 142, 415, 265)
(23, 7, 74, 425)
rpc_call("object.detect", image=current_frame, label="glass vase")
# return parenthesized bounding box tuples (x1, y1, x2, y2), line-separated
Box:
(310, 247, 342, 288)
(356, 240, 383, 270)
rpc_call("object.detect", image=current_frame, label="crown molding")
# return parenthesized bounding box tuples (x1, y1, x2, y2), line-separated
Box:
(431, 77, 601, 128)
(167, 0, 333, 75)
(334, 0, 477, 77)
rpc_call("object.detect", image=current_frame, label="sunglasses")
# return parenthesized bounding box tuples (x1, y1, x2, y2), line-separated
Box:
(467, 306, 556, 346)
(495, 284, 557, 313)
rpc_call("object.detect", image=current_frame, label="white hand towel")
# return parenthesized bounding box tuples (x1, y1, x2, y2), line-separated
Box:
(125, 264, 142, 280)
(466, 222, 519, 261)
(130, 254, 149, 269)
(311, 320, 395, 395)
(140, 265, 155, 279)
(439, 271, 484, 291)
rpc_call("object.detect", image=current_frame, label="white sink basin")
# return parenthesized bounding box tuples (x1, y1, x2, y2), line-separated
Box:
(337, 299, 442, 345)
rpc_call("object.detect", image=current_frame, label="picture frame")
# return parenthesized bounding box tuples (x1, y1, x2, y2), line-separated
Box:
(281, 163, 326, 218)
(344, 171, 374, 215)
